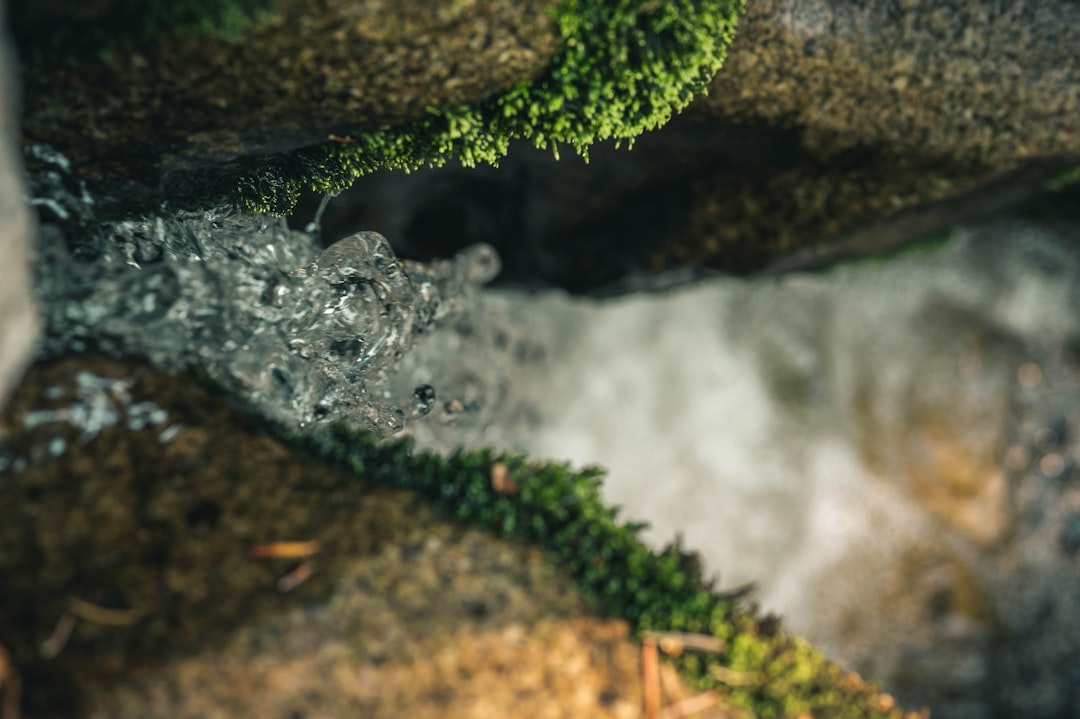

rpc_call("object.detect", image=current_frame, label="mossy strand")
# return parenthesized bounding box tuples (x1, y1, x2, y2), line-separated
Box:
(239, 0, 746, 215)
(291, 423, 915, 718)
(113, 0, 277, 40)
(15, 0, 277, 48)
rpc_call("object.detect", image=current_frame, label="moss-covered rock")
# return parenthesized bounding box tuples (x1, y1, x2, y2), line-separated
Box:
(11, 0, 277, 43)
(17, 0, 744, 216)
(0, 356, 921, 718)
(241, 0, 745, 214)
(17, 0, 561, 215)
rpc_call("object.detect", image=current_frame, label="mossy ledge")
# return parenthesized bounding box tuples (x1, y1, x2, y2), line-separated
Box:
(291, 423, 924, 718)
(239, 0, 746, 215)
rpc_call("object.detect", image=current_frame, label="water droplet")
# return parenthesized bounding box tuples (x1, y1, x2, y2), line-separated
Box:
(456, 243, 501, 284)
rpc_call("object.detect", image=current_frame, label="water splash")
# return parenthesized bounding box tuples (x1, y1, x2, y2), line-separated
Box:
(34, 207, 500, 434)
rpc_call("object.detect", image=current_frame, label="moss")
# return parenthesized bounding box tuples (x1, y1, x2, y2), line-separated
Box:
(1042, 164, 1080, 192)
(290, 423, 920, 718)
(239, 0, 746, 214)
(139, 0, 278, 40)
(16, 0, 277, 47)
(91, 0, 278, 41)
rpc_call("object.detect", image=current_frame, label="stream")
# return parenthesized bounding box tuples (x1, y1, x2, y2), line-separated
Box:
(20, 154, 1080, 716)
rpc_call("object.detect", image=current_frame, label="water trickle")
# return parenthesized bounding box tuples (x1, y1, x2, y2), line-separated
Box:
(34, 206, 500, 435)
(19, 371, 169, 442)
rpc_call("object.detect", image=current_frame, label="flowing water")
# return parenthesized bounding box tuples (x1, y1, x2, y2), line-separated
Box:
(21, 153, 1080, 717)
(389, 223, 1080, 718)
(32, 199, 498, 434)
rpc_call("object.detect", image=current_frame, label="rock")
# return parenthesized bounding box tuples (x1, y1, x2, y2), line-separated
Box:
(289, 0, 1080, 286)
(14, 0, 746, 217)
(0, 356, 914, 719)
(0, 1, 38, 407)
(673, 0, 1080, 272)
(704, 0, 1079, 167)
(0, 356, 644, 718)
(15, 0, 559, 213)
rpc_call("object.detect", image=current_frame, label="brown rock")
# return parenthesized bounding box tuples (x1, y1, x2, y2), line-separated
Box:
(667, 0, 1080, 273)
(0, 356, 681, 718)
(16, 0, 559, 210)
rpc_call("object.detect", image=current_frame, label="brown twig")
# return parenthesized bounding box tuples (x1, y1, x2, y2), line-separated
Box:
(67, 598, 143, 626)
(276, 562, 318, 593)
(647, 630, 726, 655)
(39, 614, 77, 660)
(490, 462, 519, 495)
(642, 637, 661, 719)
(249, 540, 321, 559)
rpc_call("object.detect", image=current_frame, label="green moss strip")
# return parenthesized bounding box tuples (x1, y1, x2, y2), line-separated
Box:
(30, 0, 278, 47)
(135, 0, 278, 39)
(1042, 163, 1080, 192)
(239, 0, 746, 214)
(293, 424, 914, 718)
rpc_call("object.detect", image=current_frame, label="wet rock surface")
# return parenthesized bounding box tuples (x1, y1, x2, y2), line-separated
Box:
(0, 356, 651, 719)
(703, 0, 1080, 166)
(288, 0, 1080, 286)
(676, 0, 1080, 272)
(15, 0, 559, 211)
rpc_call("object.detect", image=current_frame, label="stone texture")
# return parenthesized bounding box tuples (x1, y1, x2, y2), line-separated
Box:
(15, 0, 559, 212)
(19, 0, 1080, 276)
(703, 0, 1080, 167)
(669, 0, 1080, 271)
(291, 0, 1080, 284)
(0, 356, 655, 718)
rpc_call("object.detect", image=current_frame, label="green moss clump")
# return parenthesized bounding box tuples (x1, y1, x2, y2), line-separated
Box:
(1043, 163, 1080, 192)
(291, 424, 915, 718)
(239, 0, 746, 214)
(128, 0, 278, 40)
(16, 0, 277, 47)
(98, 0, 277, 41)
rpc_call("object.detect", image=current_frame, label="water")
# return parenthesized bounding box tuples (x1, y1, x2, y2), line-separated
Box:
(33, 206, 499, 434)
(387, 222, 1080, 718)
(23, 148, 1080, 715)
